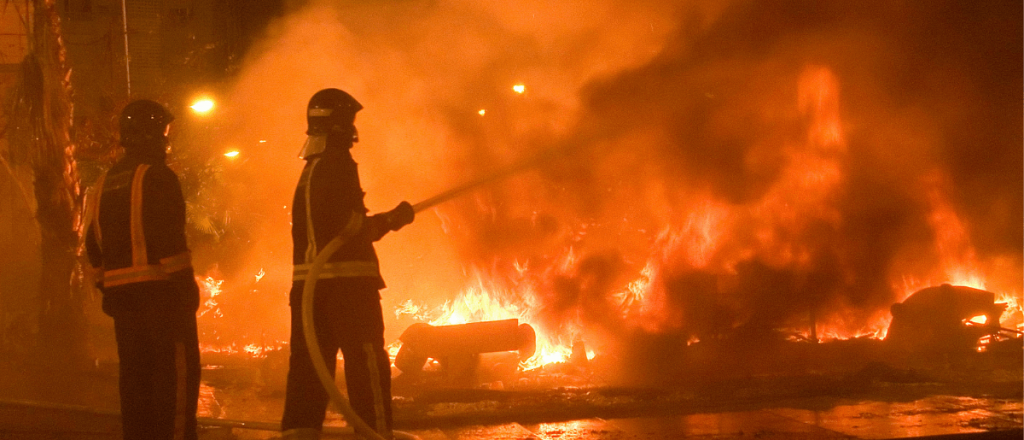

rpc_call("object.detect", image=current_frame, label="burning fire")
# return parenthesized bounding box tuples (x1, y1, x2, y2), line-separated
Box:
(198, 342, 278, 359)
(395, 272, 594, 371)
(155, 0, 1019, 391)
(394, 64, 1001, 373)
(397, 63, 1021, 366)
(197, 276, 224, 319)
(181, 57, 1021, 382)
(196, 272, 286, 358)
(883, 169, 1024, 334)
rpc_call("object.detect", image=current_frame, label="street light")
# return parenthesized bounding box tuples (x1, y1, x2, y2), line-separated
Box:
(190, 98, 215, 114)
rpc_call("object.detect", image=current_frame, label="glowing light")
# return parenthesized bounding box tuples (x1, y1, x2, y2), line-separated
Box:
(967, 315, 987, 325)
(197, 276, 224, 318)
(258, 139, 267, 143)
(401, 272, 594, 372)
(996, 291, 1023, 330)
(243, 343, 266, 357)
(386, 340, 402, 363)
(512, 84, 525, 94)
(395, 299, 430, 321)
(478, 109, 486, 116)
(223, 150, 240, 158)
(255, 268, 265, 283)
(199, 341, 284, 359)
(190, 98, 215, 114)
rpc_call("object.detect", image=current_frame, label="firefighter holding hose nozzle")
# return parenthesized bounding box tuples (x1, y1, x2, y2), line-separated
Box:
(84, 100, 202, 440)
(281, 88, 414, 440)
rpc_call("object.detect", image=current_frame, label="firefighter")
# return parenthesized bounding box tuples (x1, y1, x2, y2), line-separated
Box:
(84, 99, 201, 440)
(281, 88, 414, 440)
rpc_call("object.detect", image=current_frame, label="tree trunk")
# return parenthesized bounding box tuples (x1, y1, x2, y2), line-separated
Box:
(33, 0, 86, 368)
(1, 0, 86, 367)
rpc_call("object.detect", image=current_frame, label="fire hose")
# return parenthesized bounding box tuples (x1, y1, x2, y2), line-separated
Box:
(301, 142, 582, 438)
(301, 234, 418, 440)
(0, 398, 362, 435)
(0, 148, 569, 436)
(409, 138, 581, 213)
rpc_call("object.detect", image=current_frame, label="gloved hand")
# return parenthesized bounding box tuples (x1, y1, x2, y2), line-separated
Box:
(385, 201, 415, 231)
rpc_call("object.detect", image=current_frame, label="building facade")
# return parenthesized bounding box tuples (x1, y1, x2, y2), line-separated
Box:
(59, 0, 283, 122)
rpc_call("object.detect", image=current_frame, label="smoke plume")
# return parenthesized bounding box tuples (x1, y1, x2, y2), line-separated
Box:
(202, 0, 1021, 380)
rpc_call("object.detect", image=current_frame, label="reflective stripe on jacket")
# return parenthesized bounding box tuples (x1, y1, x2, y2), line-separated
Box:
(85, 161, 193, 288)
(291, 152, 383, 284)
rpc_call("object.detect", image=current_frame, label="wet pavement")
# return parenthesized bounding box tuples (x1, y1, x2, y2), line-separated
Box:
(204, 395, 1022, 440)
(2, 346, 1021, 440)
(1, 393, 1021, 439)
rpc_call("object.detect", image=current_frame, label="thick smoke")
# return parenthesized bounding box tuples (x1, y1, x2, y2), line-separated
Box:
(207, 0, 1021, 379)
(210, 0, 686, 345)
(435, 0, 1022, 355)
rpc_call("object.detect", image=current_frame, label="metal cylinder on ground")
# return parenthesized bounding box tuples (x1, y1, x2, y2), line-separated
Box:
(394, 319, 537, 374)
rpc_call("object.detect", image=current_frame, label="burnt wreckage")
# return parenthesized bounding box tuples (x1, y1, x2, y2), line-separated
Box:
(387, 284, 1020, 388)
(887, 284, 1019, 355)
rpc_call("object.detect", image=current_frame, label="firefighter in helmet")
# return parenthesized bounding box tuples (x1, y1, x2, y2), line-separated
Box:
(84, 99, 201, 440)
(281, 88, 414, 440)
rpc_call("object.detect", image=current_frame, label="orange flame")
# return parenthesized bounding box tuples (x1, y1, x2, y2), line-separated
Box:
(197, 276, 224, 318)
(924, 172, 986, 290)
(196, 272, 286, 358)
(397, 270, 595, 371)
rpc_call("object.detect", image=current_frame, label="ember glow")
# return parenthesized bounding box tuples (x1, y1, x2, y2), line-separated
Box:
(199, 342, 276, 359)
(197, 276, 224, 319)
(254, 268, 266, 283)
(196, 272, 287, 358)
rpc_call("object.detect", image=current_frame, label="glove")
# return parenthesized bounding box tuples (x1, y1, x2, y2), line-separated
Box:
(385, 201, 415, 231)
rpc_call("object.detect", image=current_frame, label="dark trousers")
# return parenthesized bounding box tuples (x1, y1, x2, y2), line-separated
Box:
(106, 283, 201, 440)
(282, 280, 392, 436)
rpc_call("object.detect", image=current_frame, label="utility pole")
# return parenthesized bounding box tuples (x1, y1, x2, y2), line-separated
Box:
(121, 0, 131, 97)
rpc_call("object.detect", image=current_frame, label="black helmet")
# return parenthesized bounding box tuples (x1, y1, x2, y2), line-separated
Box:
(306, 88, 362, 136)
(120, 99, 174, 150)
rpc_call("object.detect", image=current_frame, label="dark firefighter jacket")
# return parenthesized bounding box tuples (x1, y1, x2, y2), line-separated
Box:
(84, 153, 194, 296)
(290, 148, 391, 303)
